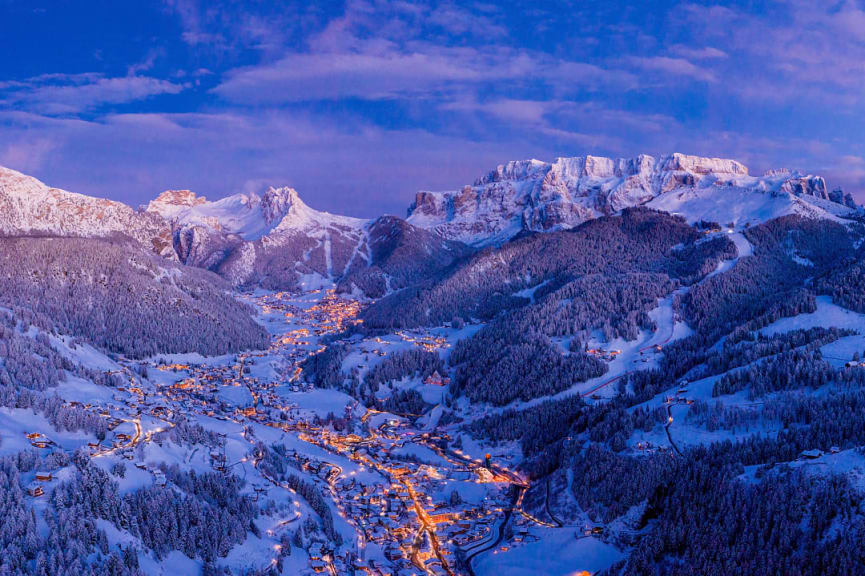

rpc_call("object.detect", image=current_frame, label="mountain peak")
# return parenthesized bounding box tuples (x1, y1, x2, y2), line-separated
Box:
(146, 190, 208, 219)
(261, 186, 304, 225)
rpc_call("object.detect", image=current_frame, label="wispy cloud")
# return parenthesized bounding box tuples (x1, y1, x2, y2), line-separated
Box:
(629, 56, 716, 83)
(668, 45, 728, 60)
(0, 73, 185, 115)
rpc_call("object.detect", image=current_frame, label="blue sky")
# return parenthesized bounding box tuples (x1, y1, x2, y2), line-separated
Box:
(2, 0, 865, 216)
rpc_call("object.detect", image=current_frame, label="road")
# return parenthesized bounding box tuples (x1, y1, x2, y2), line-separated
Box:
(463, 487, 519, 576)
(544, 477, 564, 527)
(664, 403, 683, 456)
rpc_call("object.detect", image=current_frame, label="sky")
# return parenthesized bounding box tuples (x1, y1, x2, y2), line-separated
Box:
(2, 0, 865, 217)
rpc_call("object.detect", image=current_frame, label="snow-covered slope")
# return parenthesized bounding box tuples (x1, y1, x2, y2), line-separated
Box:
(0, 166, 175, 257)
(146, 186, 368, 289)
(407, 153, 858, 245)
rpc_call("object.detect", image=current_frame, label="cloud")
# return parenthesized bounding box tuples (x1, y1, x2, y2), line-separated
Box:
(209, 0, 634, 104)
(213, 45, 522, 102)
(629, 56, 716, 82)
(668, 45, 728, 60)
(213, 36, 635, 105)
(0, 73, 185, 115)
(674, 0, 865, 106)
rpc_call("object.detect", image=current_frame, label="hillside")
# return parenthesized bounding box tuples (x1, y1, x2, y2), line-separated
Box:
(0, 236, 269, 357)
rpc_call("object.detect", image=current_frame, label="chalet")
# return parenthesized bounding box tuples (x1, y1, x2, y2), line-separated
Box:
(424, 370, 450, 386)
(27, 482, 44, 497)
(35, 471, 53, 482)
(800, 449, 823, 460)
(30, 437, 54, 449)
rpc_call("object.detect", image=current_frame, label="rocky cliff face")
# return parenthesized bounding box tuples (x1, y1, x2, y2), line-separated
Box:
(0, 166, 175, 257)
(406, 153, 850, 245)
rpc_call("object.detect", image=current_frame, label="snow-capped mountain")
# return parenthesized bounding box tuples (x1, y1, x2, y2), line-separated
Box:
(145, 184, 469, 293)
(4, 152, 858, 293)
(0, 164, 468, 294)
(146, 185, 369, 289)
(406, 153, 858, 245)
(146, 186, 333, 241)
(0, 166, 175, 257)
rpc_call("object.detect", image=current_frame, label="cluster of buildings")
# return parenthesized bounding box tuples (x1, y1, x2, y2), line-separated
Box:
(291, 416, 516, 575)
(395, 330, 451, 353)
(586, 347, 622, 361)
(17, 287, 533, 576)
(305, 291, 364, 336)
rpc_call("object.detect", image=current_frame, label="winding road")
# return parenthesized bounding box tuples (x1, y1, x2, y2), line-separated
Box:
(463, 487, 519, 576)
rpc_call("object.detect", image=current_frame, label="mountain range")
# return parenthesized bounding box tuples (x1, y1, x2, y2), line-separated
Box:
(0, 153, 858, 293)
(407, 153, 857, 245)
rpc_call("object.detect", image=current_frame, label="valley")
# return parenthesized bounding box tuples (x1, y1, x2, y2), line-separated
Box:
(8, 3, 865, 574)
(3, 158, 865, 576)
(11, 287, 610, 576)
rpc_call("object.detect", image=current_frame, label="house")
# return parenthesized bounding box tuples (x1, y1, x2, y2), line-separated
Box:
(30, 438, 53, 449)
(424, 371, 450, 386)
(800, 449, 823, 460)
(35, 471, 53, 482)
(27, 482, 44, 497)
